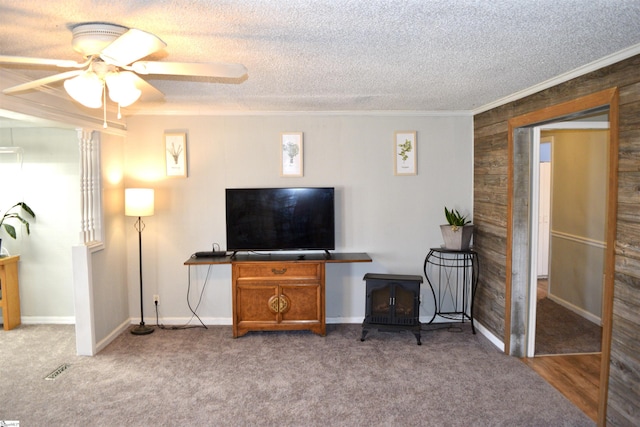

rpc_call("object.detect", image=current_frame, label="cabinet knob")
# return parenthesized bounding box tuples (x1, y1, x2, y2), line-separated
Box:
(271, 268, 288, 275)
(268, 295, 290, 313)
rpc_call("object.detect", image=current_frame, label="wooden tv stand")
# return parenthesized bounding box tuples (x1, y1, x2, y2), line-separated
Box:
(184, 252, 371, 337)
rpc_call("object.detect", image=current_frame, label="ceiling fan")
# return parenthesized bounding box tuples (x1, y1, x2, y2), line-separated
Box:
(0, 22, 247, 125)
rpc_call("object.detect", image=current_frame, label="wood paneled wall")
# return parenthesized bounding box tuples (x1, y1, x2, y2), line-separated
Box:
(473, 54, 640, 426)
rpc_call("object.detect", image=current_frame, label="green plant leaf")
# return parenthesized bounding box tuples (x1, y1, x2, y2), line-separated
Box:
(0, 201, 35, 239)
(17, 202, 36, 218)
(3, 223, 17, 239)
(444, 206, 470, 226)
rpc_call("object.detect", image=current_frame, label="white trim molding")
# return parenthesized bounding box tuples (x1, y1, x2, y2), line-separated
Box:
(473, 43, 640, 114)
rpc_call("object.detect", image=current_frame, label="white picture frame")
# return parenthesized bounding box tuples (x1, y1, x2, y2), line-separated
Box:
(280, 132, 304, 177)
(394, 131, 417, 176)
(165, 132, 188, 178)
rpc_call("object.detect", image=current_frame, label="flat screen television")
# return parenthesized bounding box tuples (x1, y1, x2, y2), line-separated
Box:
(226, 187, 335, 253)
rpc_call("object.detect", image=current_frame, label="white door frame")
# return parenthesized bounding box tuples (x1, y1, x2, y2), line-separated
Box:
(526, 121, 609, 357)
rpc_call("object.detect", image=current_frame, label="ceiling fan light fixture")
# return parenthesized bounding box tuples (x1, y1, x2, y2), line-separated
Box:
(63, 71, 103, 108)
(100, 28, 166, 67)
(106, 71, 142, 107)
(70, 22, 128, 56)
(0, 22, 247, 128)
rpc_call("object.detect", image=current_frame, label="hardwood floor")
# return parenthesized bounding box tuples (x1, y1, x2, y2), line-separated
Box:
(521, 353, 601, 422)
(530, 278, 602, 421)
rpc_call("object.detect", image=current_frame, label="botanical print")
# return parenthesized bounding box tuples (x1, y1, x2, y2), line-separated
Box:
(283, 140, 299, 165)
(165, 133, 187, 177)
(394, 131, 417, 175)
(281, 132, 303, 177)
(167, 141, 183, 165)
(398, 138, 412, 163)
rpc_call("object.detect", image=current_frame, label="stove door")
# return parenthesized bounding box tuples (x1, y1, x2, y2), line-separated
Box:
(393, 283, 419, 325)
(365, 279, 420, 325)
(367, 282, 393, 324)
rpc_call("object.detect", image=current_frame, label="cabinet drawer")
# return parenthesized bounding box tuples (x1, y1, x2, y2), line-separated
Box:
(234, 262, 322, 279)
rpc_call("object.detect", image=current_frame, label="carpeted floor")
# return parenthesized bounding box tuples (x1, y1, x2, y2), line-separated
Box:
(535, 279, 602, 355)
(535, 299, 602, 355)
(0, 323, 594, 426)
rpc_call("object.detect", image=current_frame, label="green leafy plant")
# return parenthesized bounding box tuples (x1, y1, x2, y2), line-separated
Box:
(444, 207, 470, 231)
(398, 139, 412, 162)
(0, 202, 36, 239)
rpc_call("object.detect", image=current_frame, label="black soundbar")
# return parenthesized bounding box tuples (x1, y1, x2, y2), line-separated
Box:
(193, 251, 227, 258)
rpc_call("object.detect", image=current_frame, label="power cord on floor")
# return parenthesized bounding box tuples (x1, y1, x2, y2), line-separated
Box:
(154, 264, 210, 330)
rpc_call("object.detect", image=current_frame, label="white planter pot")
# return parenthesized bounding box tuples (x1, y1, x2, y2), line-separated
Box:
(440, 224, 474, 250)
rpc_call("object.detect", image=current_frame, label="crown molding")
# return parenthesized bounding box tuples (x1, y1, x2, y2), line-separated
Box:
(126, 108, 474, 117)
(472, 43, 640, 115)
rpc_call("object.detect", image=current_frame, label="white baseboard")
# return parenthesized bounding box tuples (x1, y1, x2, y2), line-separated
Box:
(21, 316, 75, 325)
(327, 316, 361, 324)
(134, 317, 233, 326)
(473, 320, 505, 352)
(94, 319, 131, 354)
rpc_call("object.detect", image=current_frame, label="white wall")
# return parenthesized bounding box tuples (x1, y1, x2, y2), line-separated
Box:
(0, 127, 79, 321)
(90, 132, 130, 341)
(125, 113, 473, 324)
(548, 129, 608, 320)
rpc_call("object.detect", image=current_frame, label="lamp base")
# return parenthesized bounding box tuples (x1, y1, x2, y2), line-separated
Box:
(130, 323, 154, 335)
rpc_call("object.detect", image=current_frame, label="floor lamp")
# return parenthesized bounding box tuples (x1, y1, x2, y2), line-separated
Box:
(125, 188, 155, 335)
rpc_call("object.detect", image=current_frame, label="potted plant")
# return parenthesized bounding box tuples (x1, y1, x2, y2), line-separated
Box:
(440, 207, 473, 250)
(0, 202, 36, 255)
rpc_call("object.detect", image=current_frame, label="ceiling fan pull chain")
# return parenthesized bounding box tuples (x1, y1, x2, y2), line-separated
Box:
(117, 103, 122, 120)
(102, 85, 107, 128)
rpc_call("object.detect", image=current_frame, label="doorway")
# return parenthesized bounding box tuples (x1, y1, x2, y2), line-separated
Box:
(530, 120, 609, 357)
(505, 88, 619, 425)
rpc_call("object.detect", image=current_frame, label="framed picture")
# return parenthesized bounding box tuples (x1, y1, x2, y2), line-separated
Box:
(280, 132, 304, 177)
(394, 131, 417, 176)
(165, 132, 187, 177)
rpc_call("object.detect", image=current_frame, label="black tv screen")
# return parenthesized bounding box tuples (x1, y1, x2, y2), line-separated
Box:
(226, 187, 335, 252)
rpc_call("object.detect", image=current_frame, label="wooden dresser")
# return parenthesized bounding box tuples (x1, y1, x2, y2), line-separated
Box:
(185, 252, 371, 337)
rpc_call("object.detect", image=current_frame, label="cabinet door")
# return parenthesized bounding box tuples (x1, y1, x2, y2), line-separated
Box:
(236, 282, 279, 324)
(280, 282, 322, 323)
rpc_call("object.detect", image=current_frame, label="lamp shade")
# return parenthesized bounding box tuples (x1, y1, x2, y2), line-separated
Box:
(106, 71, 142, 107)
(64, 71, 104, 108)
(125, 188, 154, 217)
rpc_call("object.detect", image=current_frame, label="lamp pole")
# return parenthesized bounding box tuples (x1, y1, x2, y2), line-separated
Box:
(131, 215, 153, 335)
(125, 188, 155, 335)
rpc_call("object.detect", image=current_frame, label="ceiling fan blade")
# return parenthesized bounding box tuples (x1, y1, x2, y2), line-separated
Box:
(130, 61, 247, 78)
(100, 29, 166, 66)
(130, 74, 165, 102)
(2, 70, 84, 94)
(0, 55, 89, 68)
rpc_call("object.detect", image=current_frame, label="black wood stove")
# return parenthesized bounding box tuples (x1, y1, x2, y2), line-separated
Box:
(360, 273, 423, 345)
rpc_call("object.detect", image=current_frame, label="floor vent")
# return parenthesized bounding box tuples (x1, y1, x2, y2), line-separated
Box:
(44, 363, 71, 380)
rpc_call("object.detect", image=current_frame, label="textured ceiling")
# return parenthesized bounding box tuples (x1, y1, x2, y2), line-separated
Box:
(1, 0, 640, 116)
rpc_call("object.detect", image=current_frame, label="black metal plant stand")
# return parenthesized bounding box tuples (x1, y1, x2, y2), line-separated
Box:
(423, 248, 479, 333)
